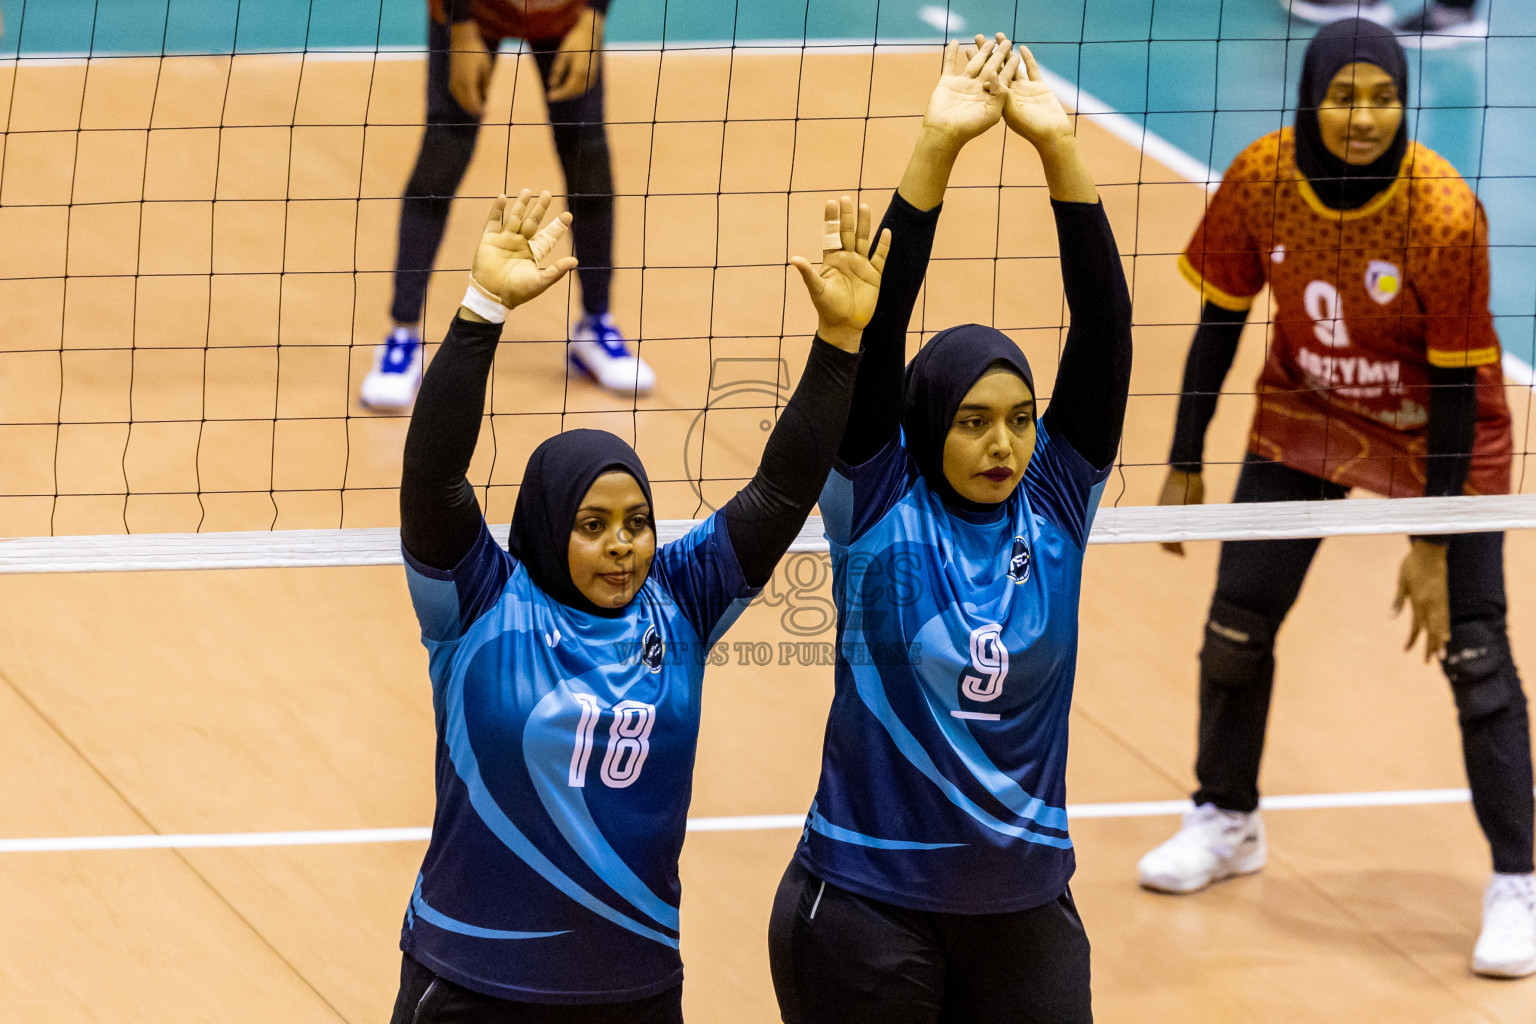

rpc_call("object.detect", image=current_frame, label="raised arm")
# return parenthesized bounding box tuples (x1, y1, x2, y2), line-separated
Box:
(723, 197, 889, 587)
(841, 34, 1014, 466)
(1003, 45, 1132, 470)
(400, 191, 578, 570)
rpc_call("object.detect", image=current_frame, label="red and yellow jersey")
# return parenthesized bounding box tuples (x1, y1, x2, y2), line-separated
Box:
(430, 0, 587, 43)
(1180, 128, 1512, 497)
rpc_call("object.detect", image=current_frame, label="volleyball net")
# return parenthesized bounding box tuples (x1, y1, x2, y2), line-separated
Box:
(1, 0, 1534, 572)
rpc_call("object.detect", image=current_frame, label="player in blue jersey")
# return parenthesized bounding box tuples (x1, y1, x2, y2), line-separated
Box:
(768, 36, 1133, 1023)
(386, 189, 890, 1022)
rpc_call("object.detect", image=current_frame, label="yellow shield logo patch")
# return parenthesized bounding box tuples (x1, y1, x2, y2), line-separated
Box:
(1365, 260, 1401, 306)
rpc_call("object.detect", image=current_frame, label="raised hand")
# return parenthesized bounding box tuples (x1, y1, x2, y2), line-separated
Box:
(790, 195, 892, 353)
(1003, 43, 1073, 148)
(470, 190, 579, 311)
(922, 33, 1016, 149)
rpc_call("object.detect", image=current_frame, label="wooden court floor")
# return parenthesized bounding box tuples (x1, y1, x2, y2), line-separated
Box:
(2, 46, 1535, 1022)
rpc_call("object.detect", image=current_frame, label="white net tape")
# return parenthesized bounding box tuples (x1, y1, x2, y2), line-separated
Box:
(4, 494, 1534, 574)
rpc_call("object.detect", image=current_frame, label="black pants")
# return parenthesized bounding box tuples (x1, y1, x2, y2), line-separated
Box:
(768, 861, 1092, 1024)
(387, 954, 683, 1024)
(1195, 454, 1534, 874)
(391, 18, 615, 324)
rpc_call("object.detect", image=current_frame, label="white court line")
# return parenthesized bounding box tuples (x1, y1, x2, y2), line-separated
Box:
(0, 787, 1509, 853)
(0, 826, 433, 853)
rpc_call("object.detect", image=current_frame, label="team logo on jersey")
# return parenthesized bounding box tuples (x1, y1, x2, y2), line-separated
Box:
(640, 625, 664, 672)
(1007, 536, 1031, 584)
(1365, 260, 1401, 306)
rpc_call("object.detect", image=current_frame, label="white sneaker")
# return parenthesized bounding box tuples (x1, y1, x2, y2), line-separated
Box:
(1138, 803, 1267, 894)
(1284, 0, 1395, 24)
(1473, 873, 1536, 978)
(360, 327, 422, 411)
(568, 314, 655, 395)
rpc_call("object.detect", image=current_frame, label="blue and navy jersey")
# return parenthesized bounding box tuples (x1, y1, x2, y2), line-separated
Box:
(797, 415, 1109, 914)
(400, 514, 754, 1003)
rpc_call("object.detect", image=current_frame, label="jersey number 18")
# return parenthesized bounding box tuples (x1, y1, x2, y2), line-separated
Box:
(569, 696, 656, 789)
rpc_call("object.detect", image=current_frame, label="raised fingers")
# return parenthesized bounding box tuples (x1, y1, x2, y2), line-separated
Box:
(854, 202, 872, 257)
(820, 198, 841, 253)
(980, 34, 1011, 83)
(538, 254, 579, 287)
(789, 255, 825, 299)
(519, 190, 554, 238)
(504, 188, 533, 232)
(1017, 42, 1043, 83)
(963, 34, 993, 77)
(838, 194, 856, 253)
(486, 194, 508, 231)
(868, 227, 892, 275)
(997, 49, 1022, 92)
(943, 39, 961, 76)
(529, 210, 572, 261)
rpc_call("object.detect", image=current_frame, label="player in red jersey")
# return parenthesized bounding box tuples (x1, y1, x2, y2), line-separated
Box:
(1138, 19, 1535, 978)
(362, 0, 653, 411)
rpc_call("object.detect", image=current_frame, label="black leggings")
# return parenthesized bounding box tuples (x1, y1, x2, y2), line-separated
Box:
(768, 861, 1092, 1024)
(391, 18, 614, 325)
(1195, 454, 1534, 874)
(387, 954, 683, 1024)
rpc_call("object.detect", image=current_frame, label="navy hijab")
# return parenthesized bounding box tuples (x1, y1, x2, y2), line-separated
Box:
(1294, 18, 1410, 211)
(902, 323, 1035, 512)
(509, 429, 653, 617)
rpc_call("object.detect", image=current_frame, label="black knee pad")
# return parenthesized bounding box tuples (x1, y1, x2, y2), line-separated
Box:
(1444, 620, 1526, 726)
(1200, 598, 1279, 689)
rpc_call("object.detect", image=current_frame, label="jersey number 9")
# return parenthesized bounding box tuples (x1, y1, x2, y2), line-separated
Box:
(1303, 279, 1351, 349)
(961, 623, 1009, 703)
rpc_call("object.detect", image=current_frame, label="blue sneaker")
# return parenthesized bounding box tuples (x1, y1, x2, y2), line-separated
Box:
(360, 326, 422, 411)
(568, 314, 655, 395)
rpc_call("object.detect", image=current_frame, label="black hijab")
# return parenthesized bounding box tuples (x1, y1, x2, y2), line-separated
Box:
(1294, 18, 1409, 211)
(902, 323, 1035, 513)
(509, 429, 653, 617)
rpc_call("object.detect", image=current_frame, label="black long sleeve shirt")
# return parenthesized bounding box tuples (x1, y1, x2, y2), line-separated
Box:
(400, 314, 860, 587)
(839, 193, 1133, 472)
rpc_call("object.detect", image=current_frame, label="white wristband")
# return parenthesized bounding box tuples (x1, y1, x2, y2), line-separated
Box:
(460, 277, 510, 324)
